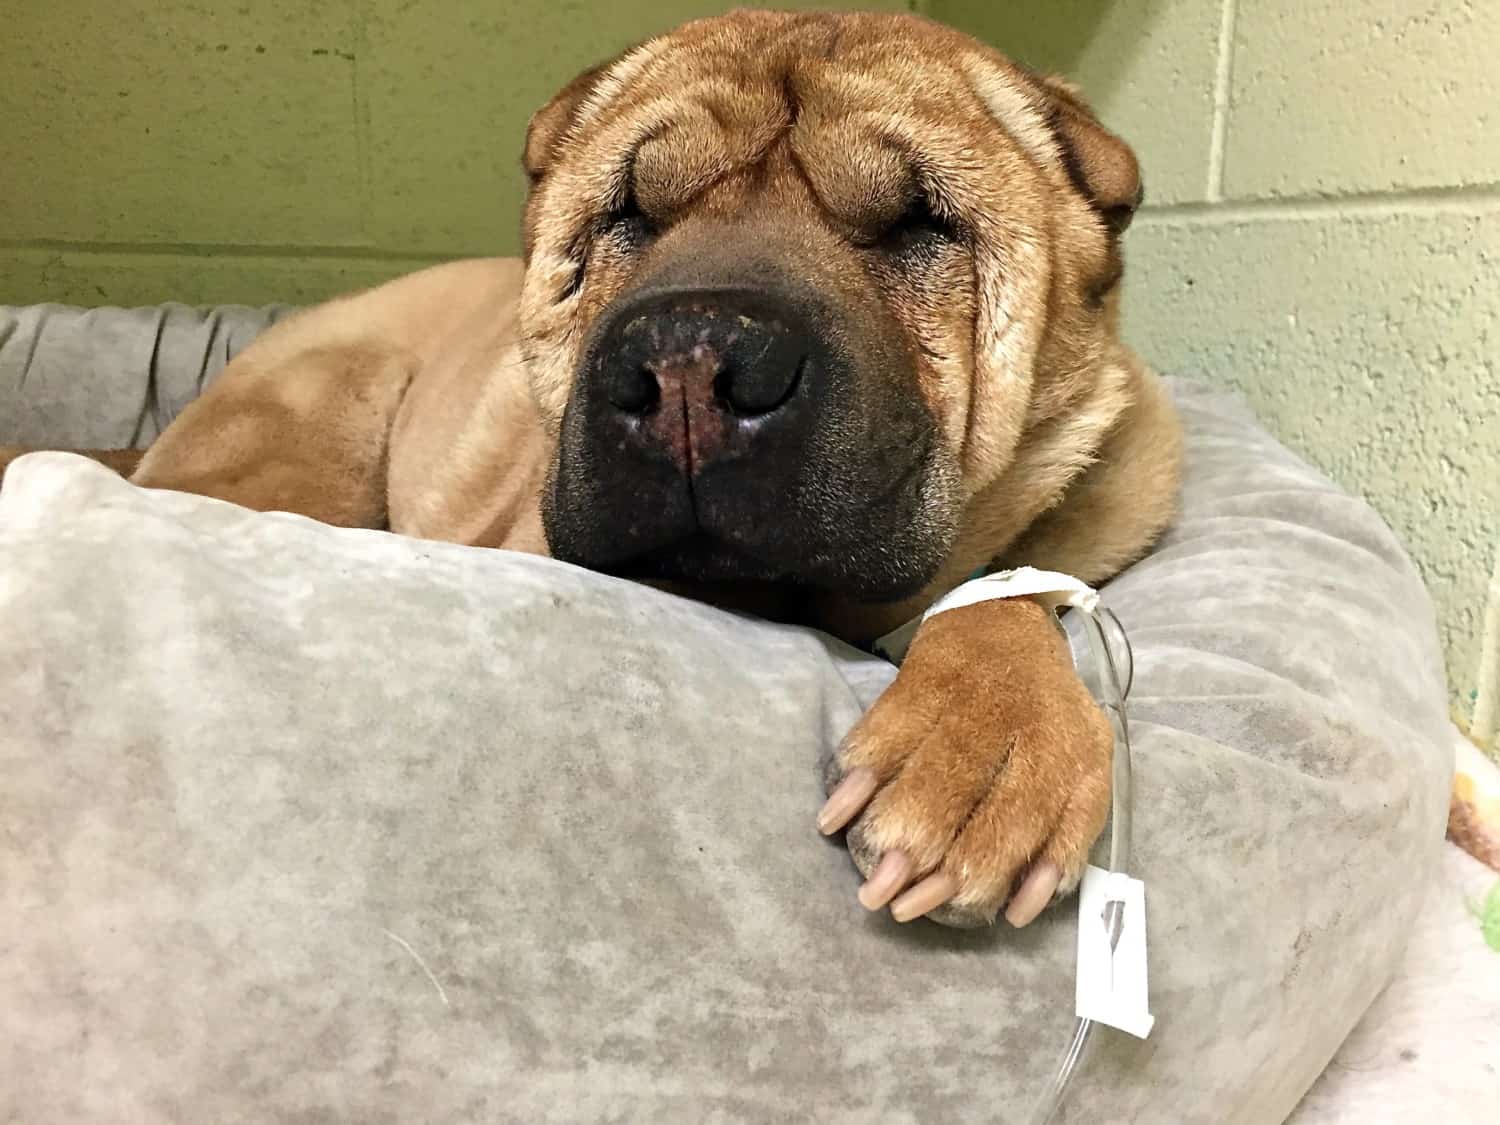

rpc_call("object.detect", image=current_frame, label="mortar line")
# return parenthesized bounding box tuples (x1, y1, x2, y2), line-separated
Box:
(1206, 0, 1239, 201)
(351, 3, 373, 246)
(1137, 183, 1500, 226)
(1473, 549, 1500, 742)
(0, 238, 455, 263)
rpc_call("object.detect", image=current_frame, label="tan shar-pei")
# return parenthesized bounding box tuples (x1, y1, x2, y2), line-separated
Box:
(0, 9, 1181, 929)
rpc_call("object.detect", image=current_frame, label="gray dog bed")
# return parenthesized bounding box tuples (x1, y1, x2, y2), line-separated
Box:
(0, 303, 1454, 1122)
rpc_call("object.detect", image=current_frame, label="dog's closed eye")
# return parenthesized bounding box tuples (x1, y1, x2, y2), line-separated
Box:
(878, 192, 961, 255)
(606, 187, 658, 248)
(557, 183, 655, 302)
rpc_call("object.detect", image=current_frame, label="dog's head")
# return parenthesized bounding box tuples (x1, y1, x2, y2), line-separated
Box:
(519, 10, 1140, 602)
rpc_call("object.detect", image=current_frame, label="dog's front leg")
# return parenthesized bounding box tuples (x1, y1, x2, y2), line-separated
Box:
(819, 597, 1112, 928)
(131, 343, 415, 528)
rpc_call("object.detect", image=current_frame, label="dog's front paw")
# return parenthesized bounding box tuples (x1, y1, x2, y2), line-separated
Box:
(819, 597, 1112, 928)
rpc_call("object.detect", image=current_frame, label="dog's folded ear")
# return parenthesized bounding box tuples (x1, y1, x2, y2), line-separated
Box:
(523, 61, 612, 186)
(962, 51, 1142, 236)
(1029, 73, 1144, 236)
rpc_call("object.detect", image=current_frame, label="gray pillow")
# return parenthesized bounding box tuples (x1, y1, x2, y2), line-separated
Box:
(0, 369, 1452, 1122)
(0, 302, 290, 450)
(0, 301, 1452, 1125)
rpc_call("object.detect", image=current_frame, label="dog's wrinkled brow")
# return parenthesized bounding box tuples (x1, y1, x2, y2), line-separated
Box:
(568, 40, 671, 140)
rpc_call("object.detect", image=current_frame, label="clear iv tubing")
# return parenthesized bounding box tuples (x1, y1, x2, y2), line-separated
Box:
(1025, 605, 1136, 1125)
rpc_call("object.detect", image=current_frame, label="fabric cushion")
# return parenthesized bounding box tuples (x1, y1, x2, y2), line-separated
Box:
(0, 302, 288, 450)
(0, 303, 1455, 1121)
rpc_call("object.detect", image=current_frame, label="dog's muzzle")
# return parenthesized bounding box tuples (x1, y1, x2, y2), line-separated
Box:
(543, 270, 950, 600)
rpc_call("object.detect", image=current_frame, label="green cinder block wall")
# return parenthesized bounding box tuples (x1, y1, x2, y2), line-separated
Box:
(0, 0, 912, 305)
(4, 1, 1497, 742)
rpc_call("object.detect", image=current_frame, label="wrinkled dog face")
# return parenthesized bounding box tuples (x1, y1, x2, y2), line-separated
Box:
(520, 10, 1139, 602)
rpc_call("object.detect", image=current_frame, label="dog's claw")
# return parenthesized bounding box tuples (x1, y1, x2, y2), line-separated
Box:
(857, 849, 913, 910)
(1004, 861, 1063, 928)
(891, 871, 961, 922)
(817, 767, 878, 835)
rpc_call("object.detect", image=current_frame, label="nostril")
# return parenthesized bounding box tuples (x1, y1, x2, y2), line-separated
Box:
(607, 365, 660, 414)
(718, 351, 806, 417)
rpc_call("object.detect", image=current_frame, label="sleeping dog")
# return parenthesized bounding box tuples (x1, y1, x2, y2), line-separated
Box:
(0, 9, 1181, 927)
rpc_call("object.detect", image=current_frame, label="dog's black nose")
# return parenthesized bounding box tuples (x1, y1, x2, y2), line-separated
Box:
(592, 290, 813, 471)
(605, 306, 806, 417)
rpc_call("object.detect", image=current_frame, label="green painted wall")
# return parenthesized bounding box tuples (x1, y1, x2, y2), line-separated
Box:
(5, 0, 1497, 740)
(0, 1, 910, 307)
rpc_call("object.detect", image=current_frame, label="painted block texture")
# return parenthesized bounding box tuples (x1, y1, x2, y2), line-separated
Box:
(1224, 0, 1500, 199)
(0, 0, 908, 260)
(1123, 206, 1499, 712)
